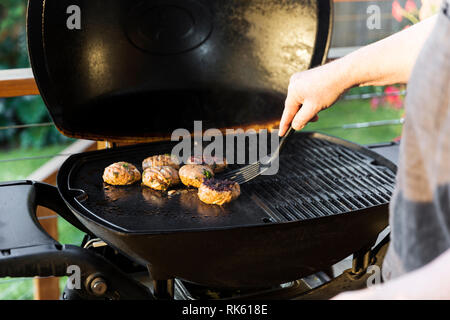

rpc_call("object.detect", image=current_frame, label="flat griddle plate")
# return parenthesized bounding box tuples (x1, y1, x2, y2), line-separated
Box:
(58, 132, 397, 234)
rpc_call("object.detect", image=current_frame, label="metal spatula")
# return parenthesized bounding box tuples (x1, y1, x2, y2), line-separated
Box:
(219, 127, 294, 184)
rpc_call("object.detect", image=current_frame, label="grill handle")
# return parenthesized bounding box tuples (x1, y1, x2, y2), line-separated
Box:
(0, 181, 152, 299)
(32, 181, 91, 234)
(0, 180, 90, 277)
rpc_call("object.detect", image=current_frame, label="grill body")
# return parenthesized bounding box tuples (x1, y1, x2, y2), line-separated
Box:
(58, 132, 395, 287)
(25, 0, 395, 290)
(79, 206, 388, 287)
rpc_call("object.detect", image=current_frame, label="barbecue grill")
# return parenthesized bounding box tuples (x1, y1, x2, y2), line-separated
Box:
(0, 0, 398, 300)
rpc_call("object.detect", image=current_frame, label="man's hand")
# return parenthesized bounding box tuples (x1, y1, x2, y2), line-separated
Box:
(279, 61, 350, 136)
(278, 15, 437, 137)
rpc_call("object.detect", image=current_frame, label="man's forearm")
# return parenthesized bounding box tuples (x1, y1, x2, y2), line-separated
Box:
(279, 14, 438, 136)
(373, 248, 450, 299)
(336, 15, 437, 88)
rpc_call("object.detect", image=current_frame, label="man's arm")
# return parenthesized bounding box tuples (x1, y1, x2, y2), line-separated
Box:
(333, 248, 450, 300)
(279, 15, 438, 136)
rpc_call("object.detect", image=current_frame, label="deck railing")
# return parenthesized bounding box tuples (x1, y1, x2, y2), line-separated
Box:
(0, 68, 96, 300)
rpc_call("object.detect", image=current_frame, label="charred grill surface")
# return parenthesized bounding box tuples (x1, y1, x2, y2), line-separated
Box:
(250, 137, 396, 222)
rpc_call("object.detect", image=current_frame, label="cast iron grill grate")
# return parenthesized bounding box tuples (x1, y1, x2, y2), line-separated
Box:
(245, 137, 396, 222)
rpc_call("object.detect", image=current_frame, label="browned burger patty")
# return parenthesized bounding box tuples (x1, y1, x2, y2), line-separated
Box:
(142, 166, 180, 191)
(179, 164, 214, 188)
(142, 154, 180, 170)
(103, 162, 141, 186)
(198, 179, 241, 205)
(186, 156, 228, 173)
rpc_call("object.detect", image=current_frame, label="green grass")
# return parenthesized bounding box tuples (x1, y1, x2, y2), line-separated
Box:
(0, 144, 71, 182)
(0, 279, 33, 300)
(58, 218, 85, 245)
(305, 99, 404, 145)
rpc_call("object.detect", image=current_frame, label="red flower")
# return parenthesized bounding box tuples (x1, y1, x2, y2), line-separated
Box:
(384, 86, 403, 109)
(405, 0, 417, 13)
(392, 0, 403, 22)
(385, 86, 399, 100)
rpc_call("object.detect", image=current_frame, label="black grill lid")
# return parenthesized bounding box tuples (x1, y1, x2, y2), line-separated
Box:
(27, 0, 332, 142)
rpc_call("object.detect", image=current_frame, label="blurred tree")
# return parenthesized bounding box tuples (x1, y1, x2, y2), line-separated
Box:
(0, 0, 72, 148)
(0, 0, 28, 69)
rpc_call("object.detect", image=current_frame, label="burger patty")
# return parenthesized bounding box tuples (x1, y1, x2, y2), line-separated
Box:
(179, 164, 214, 188)
(142, 154, 180, 170)
(103, 162, 141, 186)
(198, 178, 241, 205)
(142, 166, 180, 191)
(186, 155, 228, 173)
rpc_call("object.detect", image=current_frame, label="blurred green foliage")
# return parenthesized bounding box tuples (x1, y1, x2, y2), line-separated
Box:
(0, 0, 72, 149)
(0, 0, 29, 69)
(0, 278, 33, 300)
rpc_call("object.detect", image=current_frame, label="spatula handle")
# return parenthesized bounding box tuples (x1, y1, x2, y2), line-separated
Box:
(279, 126, 294, 150)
